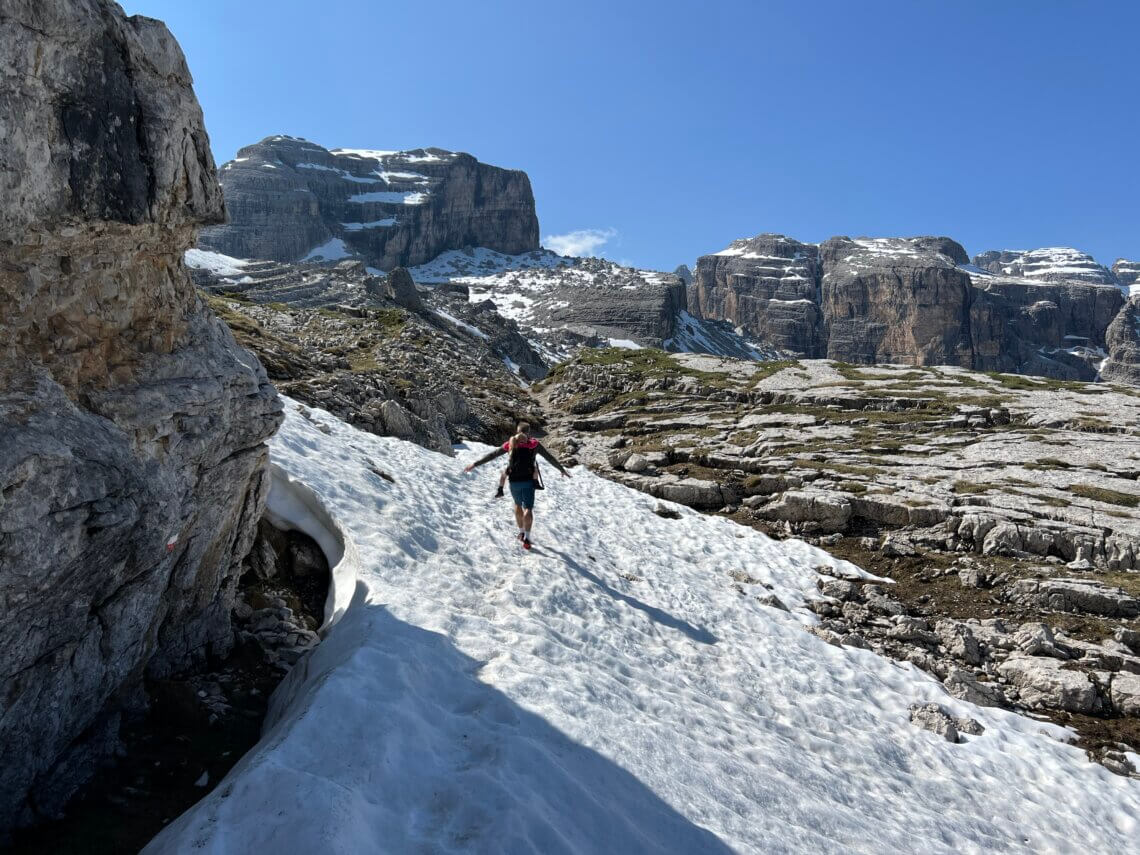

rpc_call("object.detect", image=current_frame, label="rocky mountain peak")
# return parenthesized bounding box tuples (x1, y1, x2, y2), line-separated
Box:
(199, 137, 539, 272)
(820, 236, 965, 268)
(973, 247, 1120, 288)
(1113, 259, 1140, 295)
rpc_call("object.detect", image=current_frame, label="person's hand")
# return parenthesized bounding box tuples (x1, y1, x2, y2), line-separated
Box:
(463, 464, 474, 473)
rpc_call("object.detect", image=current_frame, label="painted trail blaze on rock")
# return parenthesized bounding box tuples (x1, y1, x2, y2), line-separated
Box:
(0, 0, 281, 835)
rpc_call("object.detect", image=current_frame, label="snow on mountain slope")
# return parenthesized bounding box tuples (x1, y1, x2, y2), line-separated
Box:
(411, 248, 771, 362)
(973, 247, 1121, 289)
(144, 400, 1140, 853)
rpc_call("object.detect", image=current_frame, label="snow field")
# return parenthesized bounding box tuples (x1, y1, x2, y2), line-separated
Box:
(145, 400, 1140, 853)
(183, 248, 250, 277)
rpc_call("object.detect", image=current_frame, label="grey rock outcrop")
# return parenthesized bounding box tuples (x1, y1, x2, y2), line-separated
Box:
(689, 234, 824, 357)
(966, 269, 1123, 379)
(997, 657, 1099, 713)
(908, 703, 984, 743)
(1007, 579, 1140, 618)
(1102, 296, 1140, 384)
(821, 237, 974, 365)
(0, 0, 281, 833)
(198, 136, 539, 270)
(974, 248, 1119, 287)
(689, 234, 1131, 382)
(385, 267, 423, 311)
(1114, 259, 1140, 292)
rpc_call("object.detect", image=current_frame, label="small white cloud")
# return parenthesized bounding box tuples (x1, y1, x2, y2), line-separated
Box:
(543, 228, 617, 258)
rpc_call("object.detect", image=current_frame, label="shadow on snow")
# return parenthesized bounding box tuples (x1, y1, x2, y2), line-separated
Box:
(149, 581, 734, 853)
(540, 546, 718, 646)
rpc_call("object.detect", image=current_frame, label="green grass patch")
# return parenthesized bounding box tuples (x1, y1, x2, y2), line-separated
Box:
(791, 459, 885, 477)
(953, 481, 997, 495)
(1069, 484, 1140, 508)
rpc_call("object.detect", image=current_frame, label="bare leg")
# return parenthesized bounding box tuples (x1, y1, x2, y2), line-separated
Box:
(514, 503, 525, 530)
(523, 509, 534, 535)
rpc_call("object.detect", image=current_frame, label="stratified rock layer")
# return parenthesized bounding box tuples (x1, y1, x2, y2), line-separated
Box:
(690, 235, 1127, 380)
(1103, 296, 1140, 384)
(821, 237, 973, 365)
(0, 0, 281, 833)
(1114, 260, 1140, 295)
(199, 136, 539, 270)
(689, 235, 823, 357)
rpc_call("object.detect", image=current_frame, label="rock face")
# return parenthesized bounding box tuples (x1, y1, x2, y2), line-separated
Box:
(1102, 296, 1140, 384)
(689, 234, 824, 357)
(973, 247, 1119, 287)
(408, 247, 767, 360)
(198, 136, 539, 270)
(821, 237, 973, 365)
(966, 270, 1124, 379)
(690, 235, 1128, 381)
(0, 1, 282, 833)
(1114, 259, 1140, 294)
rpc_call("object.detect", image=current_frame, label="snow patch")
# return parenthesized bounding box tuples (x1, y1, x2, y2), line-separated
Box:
(341, 219, 397, 230)
(607, 338, 643, 349)
(143, 401, 1140, 854)
(183, 248, 249, 277)
(348, 191, 429, 205)
(434, 309, 488, 340)
(302, 237, 352, 262)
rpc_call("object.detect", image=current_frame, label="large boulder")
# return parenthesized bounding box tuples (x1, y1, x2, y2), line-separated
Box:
(199, 136, 540, 270)
(996, 656, 1099, 713)
(384, 266, 423, 311)
(0, 0, 282, 833)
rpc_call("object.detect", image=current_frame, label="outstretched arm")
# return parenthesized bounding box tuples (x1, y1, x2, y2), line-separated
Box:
(537, 442, 571, 477)
(464, 446, 506, 473)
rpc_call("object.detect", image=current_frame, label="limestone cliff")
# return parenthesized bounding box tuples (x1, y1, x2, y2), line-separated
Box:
(0, 0, 282, 832)
(198, 136, 540, 270)
(1103, 297, 1140, 385)
(820, 237, 974, 365)
(688, 235, 824, 357)
(690, 234, 1128, 380)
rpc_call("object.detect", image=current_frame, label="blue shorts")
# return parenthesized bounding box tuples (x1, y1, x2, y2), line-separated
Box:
(509, 480, 536, 510)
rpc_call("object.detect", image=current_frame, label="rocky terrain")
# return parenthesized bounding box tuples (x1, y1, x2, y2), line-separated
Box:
(198, 136, 539, 270)
(187, 249, 544, 451)
(408, 247, 774, 362)
(186, 244, 773, 450)
(0, 0, 282, 836)
(690, 234, 1138, 383)
(539, 348, 1140, 768)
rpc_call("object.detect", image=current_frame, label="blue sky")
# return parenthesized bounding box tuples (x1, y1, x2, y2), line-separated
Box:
(126, 0, 1138, 271)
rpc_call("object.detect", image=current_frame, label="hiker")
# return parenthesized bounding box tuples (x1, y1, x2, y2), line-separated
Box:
(464, 422, 570, 548)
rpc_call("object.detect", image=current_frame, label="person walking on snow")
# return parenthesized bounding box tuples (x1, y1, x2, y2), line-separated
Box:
(464, 422, 570, 549)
